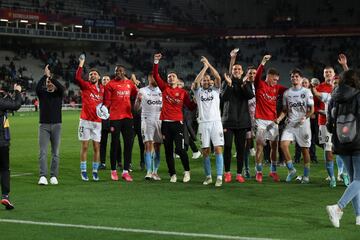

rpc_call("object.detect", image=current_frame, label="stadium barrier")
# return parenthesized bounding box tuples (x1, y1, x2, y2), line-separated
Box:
(19, 104, 82, 112)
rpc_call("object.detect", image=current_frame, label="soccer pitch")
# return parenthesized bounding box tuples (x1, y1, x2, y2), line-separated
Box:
(0, 111, 358, 240)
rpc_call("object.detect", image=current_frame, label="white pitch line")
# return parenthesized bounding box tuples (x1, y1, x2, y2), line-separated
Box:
(10, 173, 33, 177)
(0, 219, 278, 240)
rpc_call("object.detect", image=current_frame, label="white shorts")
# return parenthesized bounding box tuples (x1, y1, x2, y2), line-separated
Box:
(281, 120, 311, 148)
(255, 119, 279, 144)
(319, 125, 332, 151)
(141, 119, 162, 143)
(78, 119, 102, 142)
(198, 121, 224, 148)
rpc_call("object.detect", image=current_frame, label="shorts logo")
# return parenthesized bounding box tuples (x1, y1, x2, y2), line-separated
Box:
(110, 126, 115, 132)
(219, 132, 223, 138)
(303, 134, 309, 140)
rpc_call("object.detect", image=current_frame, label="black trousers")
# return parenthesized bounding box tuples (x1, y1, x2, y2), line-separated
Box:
(161, 121, 190, 176)
(100, 126, 122, 165)
(223, 128, 247, 174)
(132, 116, 145, 165)
(110, 119, 134, 171)
(0, 146, 10, 195)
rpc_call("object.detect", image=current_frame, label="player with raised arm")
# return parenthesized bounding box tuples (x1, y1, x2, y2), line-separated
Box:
(276, 69, 314, 183)
(75, 54, 104, 181)
(312, 54, 350, 187)
(192, 56, 224, 187)
(221, 49, 255, 183)
(254, 55, 287, 183)
(152, 53, 196, 183)
(134, 72, 162, 180)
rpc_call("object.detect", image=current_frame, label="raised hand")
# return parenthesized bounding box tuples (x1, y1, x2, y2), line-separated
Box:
(79, 54, 85, 67)
(14, 83, 22, 92)
(338, 53, 347, 65)
(200, 56, 209, 66)
(154, 53, 162, 62)
(230, 48, 239, 57)
(261, 55, 271, 65)
(44, 64, 51, 77)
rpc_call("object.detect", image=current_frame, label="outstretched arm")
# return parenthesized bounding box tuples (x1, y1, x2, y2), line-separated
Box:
(254, 55, 271, 87)
(193, 58, 209, 90)
(202, 56, 221, 88)
(338, 53, 349, 71)
(152, 53, 167, 91)
(228, 48, 239, 75)
(75, 55, 87, 89)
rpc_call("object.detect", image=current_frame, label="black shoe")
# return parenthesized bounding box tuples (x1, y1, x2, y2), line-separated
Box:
(1, 195, 14, 210)
(98, 163, 106, 170)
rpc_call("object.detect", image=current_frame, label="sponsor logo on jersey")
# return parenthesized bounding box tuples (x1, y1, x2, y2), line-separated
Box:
(147, 100, 162, 105)
(90, 93, 103, 101)
(116, 90, 131, 96)
(289, 101, 306, 108)
(165, 95, 181, 104)
(200, 95, 214, 102)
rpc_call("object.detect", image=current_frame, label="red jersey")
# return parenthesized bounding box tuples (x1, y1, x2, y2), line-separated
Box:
(103, 79, 138, 120)
(254, 64, 287, 121)
(315, 82, 333, 125)
(153, 64, 196, 121)
(75, 67, 104, 122)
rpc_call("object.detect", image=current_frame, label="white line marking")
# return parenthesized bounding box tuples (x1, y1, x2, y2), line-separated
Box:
(10, 173, 33, 177)
(0, 219, 278, 240)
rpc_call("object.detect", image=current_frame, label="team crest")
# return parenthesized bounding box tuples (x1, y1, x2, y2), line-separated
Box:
(301, 94, 305, 98)
(175, 93, 179, 97)
(303, 134, 309, 140)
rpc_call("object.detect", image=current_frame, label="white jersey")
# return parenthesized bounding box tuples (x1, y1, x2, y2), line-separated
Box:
(193, 86, 221, 123)
(319, 92, 331, 118)
(139, 86, 162, 121)
(282, 87, 314, 126)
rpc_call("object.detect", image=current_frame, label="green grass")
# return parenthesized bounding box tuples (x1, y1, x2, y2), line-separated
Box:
(0, 111, 359, 239)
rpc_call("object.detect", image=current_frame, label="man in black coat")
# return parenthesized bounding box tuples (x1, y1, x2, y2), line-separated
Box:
(0, 84, 22, 210)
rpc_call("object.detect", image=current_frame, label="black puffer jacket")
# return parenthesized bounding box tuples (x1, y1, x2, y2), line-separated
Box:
(327, 84, 360, 155)
(221, 79, 254, 129)
(0, 90, 22, 147)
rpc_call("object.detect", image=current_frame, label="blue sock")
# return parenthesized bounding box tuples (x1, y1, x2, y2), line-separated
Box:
(336, 155, 344, 175)
(80, 161, 87, 172)
(153, 151, 160, 173)
(256, 163, 263, 172)
(326, 161, 335, 178)
(145, 152, 152, 173)
(203, 156, 211, 176)
(304, 163, 310, 177)
(215, 154, 224, 177)
(270, 162, 277, 172)
(92, 162, 99, 173)
(286, 161, 294, 171)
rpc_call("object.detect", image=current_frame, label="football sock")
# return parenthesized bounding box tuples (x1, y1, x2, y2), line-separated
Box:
(326, 161, 335, 178)
(80, 161, 87, 172)
(304, 162, 310, 177)
(204, 155, 211, 177)
(256, 163, 263, 172)
(215, 153, 224, 177)
(270, 161, 277, 172)
(153, 151, 160, 173)
(286, 161, 294, 171)
(92, 162, 99, 173)
(145, 152, 152, 173)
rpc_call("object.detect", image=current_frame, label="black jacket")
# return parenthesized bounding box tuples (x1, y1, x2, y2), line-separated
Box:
(221, 79, 254, 129)
(36, 76, 64, 124)
(327, 84, 360, 155)
(0, 91, 22, 147)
